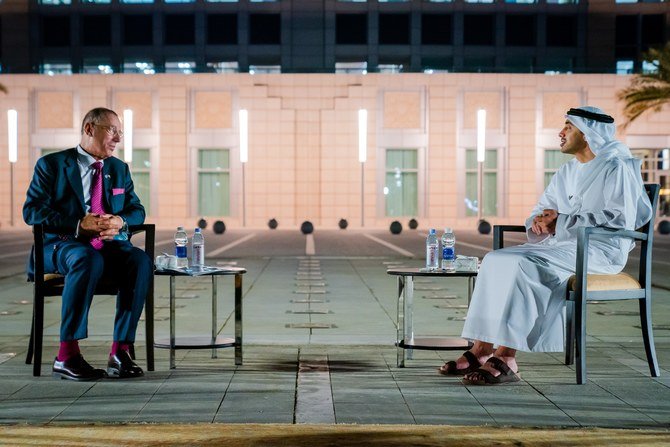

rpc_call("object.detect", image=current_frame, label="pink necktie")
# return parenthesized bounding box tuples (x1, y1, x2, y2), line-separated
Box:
(90, 161, 105, 250)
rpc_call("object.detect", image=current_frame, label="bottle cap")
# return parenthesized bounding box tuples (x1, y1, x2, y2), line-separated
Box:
(429, 228, 436, 234)
(444, 227, 452, 233)
(195, 228, 201, 233)
(177, 226, 184, 230)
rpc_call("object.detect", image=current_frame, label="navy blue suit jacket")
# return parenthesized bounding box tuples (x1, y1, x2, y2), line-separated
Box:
(23, 148, 145, 278)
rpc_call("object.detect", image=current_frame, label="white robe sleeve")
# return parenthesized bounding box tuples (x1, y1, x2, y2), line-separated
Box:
(525, 166, 562, 243)
(557, 158, 636, 240)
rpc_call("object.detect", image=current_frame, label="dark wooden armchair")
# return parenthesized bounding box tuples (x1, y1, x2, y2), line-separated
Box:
(25, 224, 155, 377)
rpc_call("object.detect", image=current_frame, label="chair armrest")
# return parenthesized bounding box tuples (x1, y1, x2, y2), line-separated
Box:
(30, 224, 47, 283)
(573, 226, 646, 297)
(493, 225, 527, 250)
(128, 224, 156, 261)
(581, 226, 647, 242)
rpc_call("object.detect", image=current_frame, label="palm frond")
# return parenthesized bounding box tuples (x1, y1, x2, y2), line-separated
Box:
(617, 43, 670, 129)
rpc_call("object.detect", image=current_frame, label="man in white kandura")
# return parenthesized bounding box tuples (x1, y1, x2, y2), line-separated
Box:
(439, 106, 653, 385)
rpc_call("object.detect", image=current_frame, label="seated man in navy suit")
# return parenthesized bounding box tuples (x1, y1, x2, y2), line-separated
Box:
(23, 107, 152, 381)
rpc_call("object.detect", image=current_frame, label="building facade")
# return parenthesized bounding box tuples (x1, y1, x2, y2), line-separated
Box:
(0, 0, 668, 75)
(0, 72, 668, 230)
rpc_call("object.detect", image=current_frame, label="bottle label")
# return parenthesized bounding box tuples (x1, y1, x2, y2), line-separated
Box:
(193, 246, 203, 265)
(175, 246, 187, 258)
(442, 247, 455, 260)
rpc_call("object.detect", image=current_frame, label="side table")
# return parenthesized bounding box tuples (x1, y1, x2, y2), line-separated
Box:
(387, 267, 477, 367)
(154, 266, 246, 369)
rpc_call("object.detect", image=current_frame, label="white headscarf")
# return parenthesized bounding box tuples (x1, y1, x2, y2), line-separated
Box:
(565, 106, 653, 229)
(565, 106, 631, 159)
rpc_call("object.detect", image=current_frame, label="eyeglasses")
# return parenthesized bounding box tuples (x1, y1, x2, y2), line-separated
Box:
(94, 124, 124, 138)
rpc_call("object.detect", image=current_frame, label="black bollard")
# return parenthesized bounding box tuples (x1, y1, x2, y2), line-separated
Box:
(477, 219, 491, 235)
(300, 221, 314, 235)
(268, 218, 278, 230)
(390, 221, 402, 235)
(213, 220, 226, 234)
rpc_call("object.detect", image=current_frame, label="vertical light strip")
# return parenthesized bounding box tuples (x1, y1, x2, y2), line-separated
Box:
(123, 109, 133, 163)
(477, 109, 486, 163)
(358, 109, 367, 163)
(7, 109, 17, 163)
(239, 109, 248, 163)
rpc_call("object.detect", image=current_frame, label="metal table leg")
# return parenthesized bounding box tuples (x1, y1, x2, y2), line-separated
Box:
(396, 275, 405, 367)
(405, 275, 414, 361)
(211, 275, 218, 359)
(169, 275, 176, 370)
(234, 273, 243, 365)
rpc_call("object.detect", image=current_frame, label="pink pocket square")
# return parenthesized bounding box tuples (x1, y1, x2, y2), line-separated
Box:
(112, 188, 125, 196)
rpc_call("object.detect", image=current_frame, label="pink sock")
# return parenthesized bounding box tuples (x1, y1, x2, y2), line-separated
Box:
(57, 340, 80, 362)
(110, 342, 131, 356)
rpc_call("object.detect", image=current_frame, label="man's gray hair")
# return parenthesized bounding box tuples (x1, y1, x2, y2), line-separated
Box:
(80, 107, 118, 135)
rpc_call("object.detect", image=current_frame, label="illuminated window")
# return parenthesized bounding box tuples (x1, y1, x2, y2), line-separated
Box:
(543, 149, 572, 187)
(465, 148, 499, 217)
(165, 61, 195, 74)
(385, 149, 418, 217)
(198, 149, 230, 217)
(123, 61, 155, 74)
(117, 148, 152, 214)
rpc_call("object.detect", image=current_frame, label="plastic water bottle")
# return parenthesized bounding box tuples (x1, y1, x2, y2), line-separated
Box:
(174, 226, 188, 268)
(192, 228, 205, 268)
(441, 228, 456, 272)
(425, 229, 439, 270)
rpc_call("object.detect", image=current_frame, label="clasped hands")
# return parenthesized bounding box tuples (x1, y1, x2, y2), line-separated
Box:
(531, 209, 558, 236)
(79, 213, 124, 240)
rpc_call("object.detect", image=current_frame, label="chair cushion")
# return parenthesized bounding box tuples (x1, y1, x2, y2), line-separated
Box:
(568, 272, 641, 291)
(44, 273, 64, 283)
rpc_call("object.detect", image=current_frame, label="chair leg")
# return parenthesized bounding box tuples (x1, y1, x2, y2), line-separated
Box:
(564, 301, 575, 365)
(33, 294, 45, 377)
(639, 298, 660, 377)
(574, 298, 587, 384)
(26, 318, 34, 365)
(145, 276, 155, 372)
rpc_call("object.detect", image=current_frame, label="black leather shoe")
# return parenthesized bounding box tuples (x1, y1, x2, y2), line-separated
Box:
(52, 354, 106, 381)
(107, 350, 144, 379)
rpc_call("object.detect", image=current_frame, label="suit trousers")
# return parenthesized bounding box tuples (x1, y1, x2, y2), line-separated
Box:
(45, 239, 152, 343)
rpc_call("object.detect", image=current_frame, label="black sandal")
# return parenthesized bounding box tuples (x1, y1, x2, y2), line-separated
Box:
(463, 357, 520, 385)
(438, 351, 482, 376)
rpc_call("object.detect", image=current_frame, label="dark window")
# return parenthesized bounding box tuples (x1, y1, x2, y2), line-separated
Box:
(463, 56, 495, 72)
(123, 15, 153, 46)
(642, 14, 664, 50)
(81, 16, 111, 46)
(42, 16, 70, 48)
(505, 55, 534, 73)
(208, 14, 237, 45)
(616, 15, 637, 46)
(506, 15, 535, 46)
(464, 15, 494, 46)
(379, 13, 410, 45)
(249, 14, 281, 45)
(165, 14, 195, 45)
(336, 14, 367, 45)
(546, 15, 577, 47)
(421, 14, 452, 45)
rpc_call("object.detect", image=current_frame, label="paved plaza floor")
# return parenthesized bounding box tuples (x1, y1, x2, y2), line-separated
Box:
(0, 227, 669, 429)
